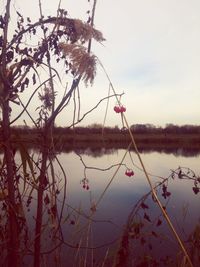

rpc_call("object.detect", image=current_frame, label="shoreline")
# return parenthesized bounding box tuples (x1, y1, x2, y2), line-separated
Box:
(1, 131, 199, 156)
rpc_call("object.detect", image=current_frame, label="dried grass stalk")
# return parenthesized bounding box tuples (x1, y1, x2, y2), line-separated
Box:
(73, 19, 105, 43)
(59, 43, 97, 85)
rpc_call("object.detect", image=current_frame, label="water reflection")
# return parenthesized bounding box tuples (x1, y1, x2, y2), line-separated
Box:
(53, 148, 200, 266)
(73, 146, 200, 158)
(3, 143, 200, 158)
(1, 147, 200, 266)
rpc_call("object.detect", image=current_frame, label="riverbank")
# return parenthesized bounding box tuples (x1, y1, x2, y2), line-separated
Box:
(2, 128, 199, 156)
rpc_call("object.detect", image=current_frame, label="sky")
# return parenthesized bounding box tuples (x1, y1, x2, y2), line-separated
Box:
(1, 0, 200, 127)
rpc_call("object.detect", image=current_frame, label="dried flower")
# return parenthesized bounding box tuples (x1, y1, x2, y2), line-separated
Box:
(73, 19, 105, 43)
(59, 43, 97, 85)
(38, 84, 55, 110)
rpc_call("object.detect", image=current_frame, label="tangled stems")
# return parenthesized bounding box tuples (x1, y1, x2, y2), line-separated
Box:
(98, 60, 194, 267)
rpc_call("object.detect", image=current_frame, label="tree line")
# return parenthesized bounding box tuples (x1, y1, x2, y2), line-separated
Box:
(8, 123, 200, 136)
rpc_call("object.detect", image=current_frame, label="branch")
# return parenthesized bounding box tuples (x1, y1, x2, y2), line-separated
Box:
(10, 76, 55, 125)
(87, 0, 97, 53)
(46, 76, 81, 128)
(67, 93, 124, 128)
(1, 0, 11, 69)
(76, 152, 126, 171)
(8, 16, 104, 50)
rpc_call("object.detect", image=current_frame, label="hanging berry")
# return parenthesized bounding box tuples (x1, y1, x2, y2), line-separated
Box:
(81, 178, 90, 190)
(125, 169, 134, 177)
(120, 106, 126, 113)
(114, 105, 121, 113)
(114, 105, 126, 113)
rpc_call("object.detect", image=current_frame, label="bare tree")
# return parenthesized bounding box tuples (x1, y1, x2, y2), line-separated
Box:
(0, 1, 104, 266)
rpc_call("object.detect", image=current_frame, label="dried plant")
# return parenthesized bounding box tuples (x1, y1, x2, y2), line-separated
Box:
(38, 84, 55, 111)
(73, 19, 105, 43)
(59, 43, 97, 85)
(0, 1, 105, 266)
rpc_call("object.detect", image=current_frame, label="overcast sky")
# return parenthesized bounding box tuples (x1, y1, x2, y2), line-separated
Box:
(1, 0, 200, 127)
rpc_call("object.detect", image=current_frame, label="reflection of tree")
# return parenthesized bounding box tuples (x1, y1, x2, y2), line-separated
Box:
(3, 141, 200, 157)
(0, 1, 105, 266)
(138, 147, 200, 157)
(76, 147, 117, 158)
(113, 166, 200, 267)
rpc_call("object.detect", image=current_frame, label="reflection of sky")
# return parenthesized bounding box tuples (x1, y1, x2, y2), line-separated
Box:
(1, 0, 200, 127)
(58, 149, 200, 222)
(54, 149, 200, 264)
(9, 147, 200, 264)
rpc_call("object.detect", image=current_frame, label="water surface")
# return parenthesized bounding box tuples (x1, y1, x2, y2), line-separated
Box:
(45, 148, 200, 266)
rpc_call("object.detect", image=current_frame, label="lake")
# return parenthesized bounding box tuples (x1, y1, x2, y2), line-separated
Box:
(2, 146, 199, 266)
(26, 147, 199, 267)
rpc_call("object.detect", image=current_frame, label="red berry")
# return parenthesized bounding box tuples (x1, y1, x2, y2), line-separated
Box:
(120, 106, 126, 113)
(193, 187, 199, 194)
(114, 106, 120, 113)
(125, 169, 134, 177)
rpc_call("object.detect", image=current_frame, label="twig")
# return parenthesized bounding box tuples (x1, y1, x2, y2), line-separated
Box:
(10, 76, 55, 125)
(99, 59, 194, 267)
(67, 93, 124, 128)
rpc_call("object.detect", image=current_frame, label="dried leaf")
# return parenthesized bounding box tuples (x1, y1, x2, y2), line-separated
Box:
(141, 202, 149, 209)
(144, 212, 151, 222)
(156, 218, 162, 227)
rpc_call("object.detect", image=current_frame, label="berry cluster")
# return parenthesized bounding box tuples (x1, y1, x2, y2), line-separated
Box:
(125, 169, 134, 177)
(81, 178, 90, 190)
(114, 105, 126, 113)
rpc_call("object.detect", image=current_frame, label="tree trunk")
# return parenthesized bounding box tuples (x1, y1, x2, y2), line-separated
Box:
(2, 100, 20, 267)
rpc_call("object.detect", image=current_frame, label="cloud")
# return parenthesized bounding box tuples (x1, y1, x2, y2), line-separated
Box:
(99, 3, 200, 71)
(2, 0, 200, 126)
